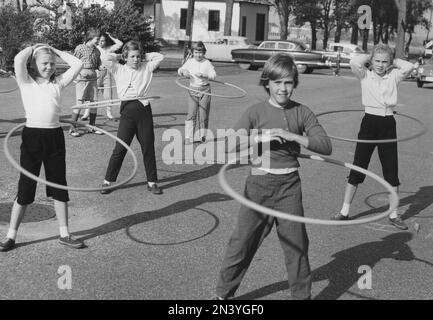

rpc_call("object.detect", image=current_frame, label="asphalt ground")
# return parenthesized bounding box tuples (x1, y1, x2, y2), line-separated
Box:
(0, 63, 432, 300)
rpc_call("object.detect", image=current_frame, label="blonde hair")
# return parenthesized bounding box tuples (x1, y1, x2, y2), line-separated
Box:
(370, 43, 394, 65)
(28, 46, 56, 82)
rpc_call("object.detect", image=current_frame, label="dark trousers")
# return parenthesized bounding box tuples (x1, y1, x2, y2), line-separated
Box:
(17, 127, 69, 205)
(105, 100, 158, 183)
(348, 113, 400, 186)
(216, 172, 311, 300)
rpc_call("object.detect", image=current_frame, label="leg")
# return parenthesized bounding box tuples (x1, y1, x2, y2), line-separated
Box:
(104, 115, 136, 182)
(135, 105, 158, 184)
(198, 88, 211, 141)
(186, 91, 199, 141)
(273, 175, 311, 300)
(216, 175, 275, 298)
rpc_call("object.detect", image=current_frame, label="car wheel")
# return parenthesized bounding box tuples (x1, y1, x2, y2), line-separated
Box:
(417, 79, 424, 88)
(296, 64, 307, 74)
(304, 67, 313, 74)
(239, 63, 251, 70)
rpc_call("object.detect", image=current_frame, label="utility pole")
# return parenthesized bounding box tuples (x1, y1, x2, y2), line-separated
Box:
(184, 0, 195, 60)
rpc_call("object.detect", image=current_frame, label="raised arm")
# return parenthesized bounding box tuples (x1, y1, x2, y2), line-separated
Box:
(393, 58, 418, 83)
(52, 47, 83, 87)
(14, 46, 33, 84)
(350, 54, 370, 79)
(144, 52, 164, 72)
(107, 33, 123, 53)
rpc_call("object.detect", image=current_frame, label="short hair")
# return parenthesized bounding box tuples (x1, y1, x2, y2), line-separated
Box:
(370, 43, 394, 64)
(259, 53, 299, 93)
(84, 28, 101, 43)
(191, 41, 207, 53)
(121, 40, 142, 60)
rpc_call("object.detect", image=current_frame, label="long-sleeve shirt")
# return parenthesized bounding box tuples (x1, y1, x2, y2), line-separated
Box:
(177, 58, 216, 87)
(103, 52, 164, 106)
(233, 100, 332, 171)
(14, 47, 83, 128)
(350, 55, 415, 116)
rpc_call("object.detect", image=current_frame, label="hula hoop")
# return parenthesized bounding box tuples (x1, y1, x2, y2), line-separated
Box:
(71, 96, 161, 110)
(3, 121, 138, 192)
(175, 77, 247, 99)
(97, 85, 116, 90)
(218, 154, 399, 226)
(316, 109, 427, 143)
(0, 71, 18, 94)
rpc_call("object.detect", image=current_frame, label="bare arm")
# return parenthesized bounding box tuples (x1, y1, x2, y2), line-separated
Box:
(350, 54, 370, 79)
(107, 33, 123, 53)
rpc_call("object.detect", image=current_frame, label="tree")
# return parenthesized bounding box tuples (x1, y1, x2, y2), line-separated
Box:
(294, 0, 321, 49)
(224, 0, 234, 36)
(0, 4, 35, 70)
(319, 0, 334, 49)
(273, 0, 292, 40)
(394, 0, 407, 58)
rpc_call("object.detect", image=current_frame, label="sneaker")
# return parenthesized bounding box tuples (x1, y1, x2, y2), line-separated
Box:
(69, 128, 81, 137)
(100, 182, 114, 195)
(389, 217, 408, 230)
(87, 128, 103, 135)
(331, 213, 350, 221)
(200, 137, 206, 143)
(0, 238, 15, 252)
(147, 184, 163, 195)
(59, 235, 86, 249)
(80, 113, 90, 121)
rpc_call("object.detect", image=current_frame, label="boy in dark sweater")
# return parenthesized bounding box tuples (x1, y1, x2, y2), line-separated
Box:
(215, 53, 332, 300)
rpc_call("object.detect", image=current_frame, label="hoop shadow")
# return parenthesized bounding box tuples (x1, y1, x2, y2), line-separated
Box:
(353, 185, 433, 221)
(235, 232, 430, 300)
(14, 193, 230, 249)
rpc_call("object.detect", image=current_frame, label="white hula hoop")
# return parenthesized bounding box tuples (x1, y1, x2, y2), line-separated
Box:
(71, 96, 161, 110)
(218, 154, 399, 226)
(4, 121, 139, 192)
(175, 77, 247, 99)
(316, 109, 427, 144)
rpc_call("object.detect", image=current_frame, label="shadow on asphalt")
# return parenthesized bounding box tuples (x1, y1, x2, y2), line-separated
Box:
(354, 185, 433, 221)
(234, 232, 433, 300)
(15, 193, 232, 248)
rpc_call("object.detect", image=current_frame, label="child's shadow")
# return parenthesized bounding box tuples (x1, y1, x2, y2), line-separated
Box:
(353, 185, 433, 221)
(235, 232, 431, 300)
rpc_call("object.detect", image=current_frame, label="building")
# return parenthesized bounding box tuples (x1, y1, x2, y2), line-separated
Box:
(138, 0, 272, 44)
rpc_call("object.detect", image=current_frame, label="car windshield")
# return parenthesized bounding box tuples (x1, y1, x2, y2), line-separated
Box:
(243, 38, 253, 45)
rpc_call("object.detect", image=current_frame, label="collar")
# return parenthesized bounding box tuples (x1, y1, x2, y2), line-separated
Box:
(268, 99, 294, 109)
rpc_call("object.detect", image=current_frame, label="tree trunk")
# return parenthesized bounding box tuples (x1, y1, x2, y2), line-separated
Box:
(323, 21, 329, 49)
(224, 0, 234, 36)
(350, 21, 358, 44)
(394, 0, 406, 59)
(362, 28, 369, 51)
(276, 0, 288, 40)
(334, 23, 342, 43)
(184, 0, 195, 59)
(311, 22, 317, 50)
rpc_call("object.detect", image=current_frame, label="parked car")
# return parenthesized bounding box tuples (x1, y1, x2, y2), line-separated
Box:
(231, 39, 328, 73)
(415, 59, 433, 87)
(205, 36, 256, 62)
(422, 40, 433, 58)
(315, 42, 368, 68)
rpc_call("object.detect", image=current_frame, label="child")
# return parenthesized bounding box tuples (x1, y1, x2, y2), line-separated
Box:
(215, 53, 332, 300)
(0, 44, 85, 252)
(99, 41, 164, 195)
(69, 27, 102, 137)
(332, 44, 418, 230)
(178, 41, 216, 144)
(97, 32, 123, 120)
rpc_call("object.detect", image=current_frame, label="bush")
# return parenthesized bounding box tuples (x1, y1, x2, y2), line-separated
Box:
(0, 4, 35, 71)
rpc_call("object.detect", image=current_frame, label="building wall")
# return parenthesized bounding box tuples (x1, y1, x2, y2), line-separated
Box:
(153, 0, 267, 43)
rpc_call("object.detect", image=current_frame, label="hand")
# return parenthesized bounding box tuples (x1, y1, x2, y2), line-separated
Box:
(254, 134, 283, 144)
(269, 128, 298, 142)
(181, 70, 190, 77)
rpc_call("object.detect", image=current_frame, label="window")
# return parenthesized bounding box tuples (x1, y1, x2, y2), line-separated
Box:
(262, 42, 275, 49)
(229, 40, 239, 45)
(278, 43, 295, 50)
(241, 16, 247, 37)
(208, 10, 220, 31)
(180, 8, 187, 30)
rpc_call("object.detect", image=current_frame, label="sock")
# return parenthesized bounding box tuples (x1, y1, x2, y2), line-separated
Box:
(148, 182, 156, 187)
(103, 179, 111, 185)
(340, 203, 350, 216)
(389, 210, 398, 219)
(71, 112, 80, 129)
(59, 226, 70, 238)
(89, 113, 97, 126)
(6, 229, 17, 240)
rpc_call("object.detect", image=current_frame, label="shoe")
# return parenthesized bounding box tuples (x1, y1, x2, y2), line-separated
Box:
(87, 128, 103, 135)
(200, 137, 206, 143)
(59, 235, 86, 249)
(106, 113, 114, 120)
(80, 113, 90, 121)
(389, 217, 408, 230)
(100, 182, 114, 195)
(331, 213, 349, 220)
(69, 128, 81, 137)
(0, 238, 15, 252)
(147, 184, 163, 194)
